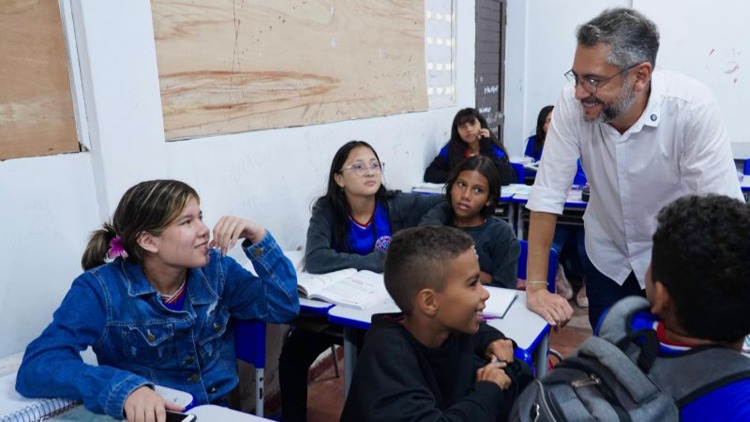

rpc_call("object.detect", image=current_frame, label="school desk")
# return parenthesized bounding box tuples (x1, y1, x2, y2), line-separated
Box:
(327, 289, 550, 397)
(411, 182, 517, 222)
(47, 403, 274, 421)
(741, 176, 750, 202)
(510, 185, 587, 240)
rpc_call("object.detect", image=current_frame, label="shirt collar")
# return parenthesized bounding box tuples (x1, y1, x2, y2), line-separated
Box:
(122, 255, 219, 305)
(638, 68, 664, 129)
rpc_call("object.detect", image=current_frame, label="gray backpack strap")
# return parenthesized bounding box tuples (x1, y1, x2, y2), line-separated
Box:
(596, 296, 750, 406)
(649, 346, 750, 405)
(576, 336, 660, 404)
(595, 296, 651, 345)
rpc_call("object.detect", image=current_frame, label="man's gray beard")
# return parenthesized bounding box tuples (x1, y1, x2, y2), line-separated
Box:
(584, 78, 637, 124)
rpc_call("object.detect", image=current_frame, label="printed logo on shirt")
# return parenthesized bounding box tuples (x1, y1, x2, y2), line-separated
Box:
(374, 235, 392, 251)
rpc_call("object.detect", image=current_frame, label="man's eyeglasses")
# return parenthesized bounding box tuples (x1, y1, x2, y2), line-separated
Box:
(339, 162, 384, 176)
(564, 63, 641, 93)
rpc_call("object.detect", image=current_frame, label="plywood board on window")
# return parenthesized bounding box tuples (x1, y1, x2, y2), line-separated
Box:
(0, 0, 78, 159)
(152, 0, 427, 140)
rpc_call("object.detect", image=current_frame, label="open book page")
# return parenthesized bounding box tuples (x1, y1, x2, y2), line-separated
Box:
(306, 270, 389, 310)
(503, 183, 532, 199)
(484, 286, 519, 318)
(297, 268, 358, 298)
(411, 182, 445, 195)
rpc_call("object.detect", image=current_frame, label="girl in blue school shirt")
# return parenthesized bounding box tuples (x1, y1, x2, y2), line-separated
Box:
(16, 179, 299, 421)
(421, 155, 520, 288)
(525, 105, 587, 186)
(279, 140, 443, 422)
(424, 107, 516, 185)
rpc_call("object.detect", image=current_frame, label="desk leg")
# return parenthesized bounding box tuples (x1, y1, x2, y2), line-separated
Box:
(343, 327, 357, 397)
(508, 202, 516, 234)
(255, 368, 264, 417)
(517, 204, 525, 240)
(534, 332, 549, 377)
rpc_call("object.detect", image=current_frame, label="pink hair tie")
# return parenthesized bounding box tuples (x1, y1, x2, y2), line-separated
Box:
(106, 235, 129, 262)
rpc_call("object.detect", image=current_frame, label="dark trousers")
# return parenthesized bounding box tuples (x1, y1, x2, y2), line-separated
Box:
(278, 327, 340, 422)
(583, 253, 646, 330)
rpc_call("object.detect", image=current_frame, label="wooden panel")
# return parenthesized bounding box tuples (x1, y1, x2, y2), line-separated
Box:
(152, 0, 428, 140)
(0, 0, 78, 159)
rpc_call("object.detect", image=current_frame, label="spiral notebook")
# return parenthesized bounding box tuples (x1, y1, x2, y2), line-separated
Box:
(0, 371, 79, 422)
(0, 355, 193, 422)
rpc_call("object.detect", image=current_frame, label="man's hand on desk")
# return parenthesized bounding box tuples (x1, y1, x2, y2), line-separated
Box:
(526, 288, 573, 331)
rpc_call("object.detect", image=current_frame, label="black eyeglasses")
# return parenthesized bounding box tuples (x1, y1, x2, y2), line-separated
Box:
(564, 62, 641, 93)
(338, 162, 384, 176)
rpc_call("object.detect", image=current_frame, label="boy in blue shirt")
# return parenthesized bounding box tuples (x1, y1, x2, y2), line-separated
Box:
(341, 226, 530, 421)
(612, 194, 750, 420)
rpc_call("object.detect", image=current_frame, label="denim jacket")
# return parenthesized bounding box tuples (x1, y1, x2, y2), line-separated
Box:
(16, 231, 299, 419)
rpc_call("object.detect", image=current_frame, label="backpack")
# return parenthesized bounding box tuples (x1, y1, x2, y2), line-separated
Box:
(510, 296, 750, 421)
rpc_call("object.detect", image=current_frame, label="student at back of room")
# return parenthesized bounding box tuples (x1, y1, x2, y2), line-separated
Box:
(15, 179, 299, 422)
(424, 107, 516, 185)
(421, 155, 520, 289)
(279, 140, 444, 422)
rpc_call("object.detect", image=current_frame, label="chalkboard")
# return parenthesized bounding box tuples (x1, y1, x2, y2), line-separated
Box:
(636, 1, 750, 153)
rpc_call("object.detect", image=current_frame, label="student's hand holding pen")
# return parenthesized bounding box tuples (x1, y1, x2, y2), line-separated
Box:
(210, 216, 267, 255)
(476, 359, 512, 390)
(485, 338, 514, 363)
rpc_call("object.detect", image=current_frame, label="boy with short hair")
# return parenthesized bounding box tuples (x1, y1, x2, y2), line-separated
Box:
(514, 195, 750, 421)
(644, 194, 750, 419)
(341, 226, 529, 421)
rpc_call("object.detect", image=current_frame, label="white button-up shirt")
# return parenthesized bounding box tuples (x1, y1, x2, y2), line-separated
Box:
(527, 69, 743, 287)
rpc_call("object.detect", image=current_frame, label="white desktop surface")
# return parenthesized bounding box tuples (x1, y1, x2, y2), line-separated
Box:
(327, 288, 550, 395)
(484, 290, 548, 351)
(328, 289, 546, 352)
(189, 404, 272, 421)
(47, 405, 271, 421)
(327, 298, 400, 326)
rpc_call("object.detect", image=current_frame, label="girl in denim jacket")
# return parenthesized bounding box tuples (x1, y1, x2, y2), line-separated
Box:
(16, 179, 299, 421)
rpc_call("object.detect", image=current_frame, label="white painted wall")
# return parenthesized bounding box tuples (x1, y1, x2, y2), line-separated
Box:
(0, 0, 476, 358)
(503, 0, 629, 156)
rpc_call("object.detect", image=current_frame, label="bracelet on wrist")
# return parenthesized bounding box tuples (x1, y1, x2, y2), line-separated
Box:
(526, 280, 549, 290)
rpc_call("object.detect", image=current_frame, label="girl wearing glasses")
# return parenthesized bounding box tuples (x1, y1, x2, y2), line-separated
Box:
(279, 140, 444, 422)
(424, 107, 515, 185)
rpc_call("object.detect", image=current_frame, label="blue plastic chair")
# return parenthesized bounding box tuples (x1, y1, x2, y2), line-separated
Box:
(510, 162, 526, 184)
(234, 319, 266, 416)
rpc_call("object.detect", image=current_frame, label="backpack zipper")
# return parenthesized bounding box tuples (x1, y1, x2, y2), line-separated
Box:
(571, 373, 601, 388)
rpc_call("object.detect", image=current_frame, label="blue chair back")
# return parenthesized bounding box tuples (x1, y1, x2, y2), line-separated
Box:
(234, 319, 266, 368)
(517, 240, 558, 293)
(510, 162, 526, 184)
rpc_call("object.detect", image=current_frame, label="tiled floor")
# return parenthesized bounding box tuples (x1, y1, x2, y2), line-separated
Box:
(302, 291, 593, 422)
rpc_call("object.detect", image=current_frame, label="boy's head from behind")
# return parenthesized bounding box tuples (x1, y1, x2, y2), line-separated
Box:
(385, 226, 489, 334)
(649, 194, 750, 344)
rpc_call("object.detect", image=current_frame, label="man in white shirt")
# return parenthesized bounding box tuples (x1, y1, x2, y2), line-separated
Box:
(525, 7, 743, 329)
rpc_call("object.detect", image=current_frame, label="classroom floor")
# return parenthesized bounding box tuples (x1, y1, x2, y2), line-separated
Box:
(298, 285, 593, 422)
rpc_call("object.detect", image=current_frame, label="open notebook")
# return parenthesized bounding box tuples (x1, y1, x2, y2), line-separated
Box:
(297, 269, 390, 310)
(484, 286, 518, 319)
(0, 361, 193, 422)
